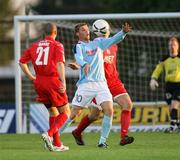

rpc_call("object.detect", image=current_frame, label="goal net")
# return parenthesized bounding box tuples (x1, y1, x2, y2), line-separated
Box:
(14, 13, 180, 133)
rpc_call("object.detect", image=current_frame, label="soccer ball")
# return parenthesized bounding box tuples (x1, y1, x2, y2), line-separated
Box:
(92, 19, 110, 37)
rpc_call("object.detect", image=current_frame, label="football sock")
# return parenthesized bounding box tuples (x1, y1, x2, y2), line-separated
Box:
(177, 120, 180, 129)
(49, 116, 61, 147)
(121, 110, 131, 139)
(171, 108, 178, 120)
(99, 115, 112, 144)
(48, 113, 68, 136)
(59, 118, 74, 134)
(74, 115, 91, 135)
(170, 120, 176, 130)
(170, 108, 178, 130)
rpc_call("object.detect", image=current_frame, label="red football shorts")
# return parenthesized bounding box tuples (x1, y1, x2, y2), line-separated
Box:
(34, 76, 68, 107)
(92, 79, 127, 105)
(107, 79, 127, 98)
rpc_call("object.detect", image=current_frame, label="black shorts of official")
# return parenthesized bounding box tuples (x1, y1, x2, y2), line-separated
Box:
(165, 82, 180, 105)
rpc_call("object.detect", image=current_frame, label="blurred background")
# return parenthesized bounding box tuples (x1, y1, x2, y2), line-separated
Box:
(1, 0, 180, 133)
(0, 0, 180, 103)
(1, 0, 180, 103)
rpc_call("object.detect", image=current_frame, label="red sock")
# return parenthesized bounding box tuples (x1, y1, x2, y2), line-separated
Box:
(74, 115, 91, 135)
(121, 110, 131, 139)
(49, 116, 61, 147)
(48, 113, 68, 137)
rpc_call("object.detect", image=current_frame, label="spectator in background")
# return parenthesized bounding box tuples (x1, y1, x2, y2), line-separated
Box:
(19, 23, 70, 151)
(150, 36, 180, 133)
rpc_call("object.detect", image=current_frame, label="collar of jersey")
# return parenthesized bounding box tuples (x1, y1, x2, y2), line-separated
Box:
(45, 36, 55, 41)
(169, 53, 179, 58)
(78, 40, 90, 44)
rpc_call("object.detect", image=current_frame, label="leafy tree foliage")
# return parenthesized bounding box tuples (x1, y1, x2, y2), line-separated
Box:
(32, 0, 180, 14)
(0, 0, 17, 65)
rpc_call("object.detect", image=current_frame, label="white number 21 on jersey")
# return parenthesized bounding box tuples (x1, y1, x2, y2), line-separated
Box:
(35, 46, 50, 65)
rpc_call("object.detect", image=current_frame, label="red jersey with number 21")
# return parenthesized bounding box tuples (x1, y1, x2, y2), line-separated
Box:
(19, 36, 68, 106)
(19, 36, 65, 77)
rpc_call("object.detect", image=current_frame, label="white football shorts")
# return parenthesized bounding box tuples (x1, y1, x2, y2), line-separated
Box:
(72, 81, 112, 108)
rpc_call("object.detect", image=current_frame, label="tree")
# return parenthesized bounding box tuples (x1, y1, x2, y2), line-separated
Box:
(31, 0, 180, 14)
(0, 0, 17, 65)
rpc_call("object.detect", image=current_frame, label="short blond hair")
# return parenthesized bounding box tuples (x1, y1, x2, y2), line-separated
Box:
(169, 36, 179, 43)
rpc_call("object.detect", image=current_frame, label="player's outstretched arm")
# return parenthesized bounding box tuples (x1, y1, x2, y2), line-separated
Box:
(98, 22, 132, 50)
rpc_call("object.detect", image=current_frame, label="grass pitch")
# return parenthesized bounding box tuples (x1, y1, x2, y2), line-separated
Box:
(0, 132, 180, 160)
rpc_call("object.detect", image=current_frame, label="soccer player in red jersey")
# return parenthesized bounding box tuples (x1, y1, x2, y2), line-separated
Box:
(69, 20, 134, 146)
(19, 23, 70, 152)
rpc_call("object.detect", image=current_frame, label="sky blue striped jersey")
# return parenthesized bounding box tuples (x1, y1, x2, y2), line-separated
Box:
(73, 30, 126, 86)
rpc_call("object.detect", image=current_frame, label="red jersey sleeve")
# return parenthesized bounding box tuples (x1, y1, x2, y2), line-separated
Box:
(55, 42, 65, 63)
(19, 48, 31, 64)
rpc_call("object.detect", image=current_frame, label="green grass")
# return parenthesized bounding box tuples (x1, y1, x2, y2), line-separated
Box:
(0, 132, 180, 160)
